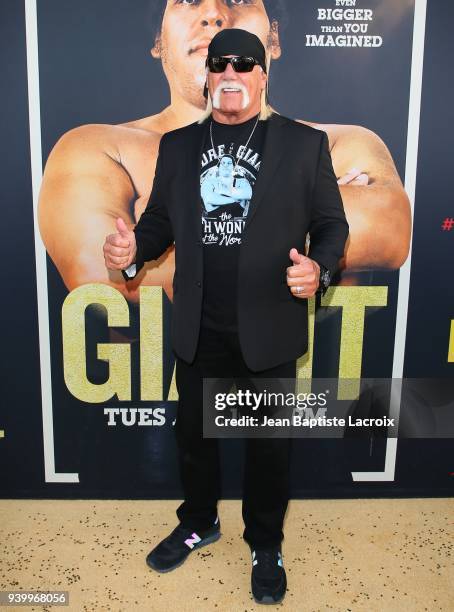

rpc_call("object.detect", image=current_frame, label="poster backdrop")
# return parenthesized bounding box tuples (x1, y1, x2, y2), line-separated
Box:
(1, 0, 453, 498)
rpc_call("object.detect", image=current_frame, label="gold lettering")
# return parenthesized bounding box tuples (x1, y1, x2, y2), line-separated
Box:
(62, 284, 131, 402)
(296, 296, 316, 395)
(140, 286, 163, 401)
(448, 320, 454, 362)
(322, 286, 388, 399)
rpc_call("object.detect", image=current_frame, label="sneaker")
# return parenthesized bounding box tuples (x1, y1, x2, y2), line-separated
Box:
(146, 516, 221, 573)
(250, 545, 287, 604)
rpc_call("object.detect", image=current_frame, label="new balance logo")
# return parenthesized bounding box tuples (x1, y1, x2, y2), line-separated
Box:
(251, 550, 283, 567)
(184, 532, 202, 549)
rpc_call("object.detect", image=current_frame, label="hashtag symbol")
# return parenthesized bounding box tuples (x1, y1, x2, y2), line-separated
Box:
(441, 217, 454, 231)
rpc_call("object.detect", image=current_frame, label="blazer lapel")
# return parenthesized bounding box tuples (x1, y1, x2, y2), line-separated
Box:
(188, 116, 211, 240)
(243, 112, 286, 234)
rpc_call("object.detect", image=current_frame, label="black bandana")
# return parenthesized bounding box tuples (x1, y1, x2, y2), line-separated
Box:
(203, 28, 267, 99)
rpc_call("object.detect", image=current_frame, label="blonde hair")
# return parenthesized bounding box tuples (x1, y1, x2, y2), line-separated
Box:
(198, 54, 275, 124)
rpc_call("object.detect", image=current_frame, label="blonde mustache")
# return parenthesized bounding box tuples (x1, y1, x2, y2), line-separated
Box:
(212, 80, 250, 110)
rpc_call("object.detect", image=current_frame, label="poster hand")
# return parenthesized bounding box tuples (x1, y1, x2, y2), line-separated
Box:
(337, 167, 369, 185)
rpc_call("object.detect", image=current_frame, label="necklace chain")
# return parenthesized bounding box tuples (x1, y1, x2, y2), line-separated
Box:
(210, 113, 260, 175)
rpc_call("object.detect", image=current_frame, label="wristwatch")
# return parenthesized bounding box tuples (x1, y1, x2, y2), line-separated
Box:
(121, 263, 137, 281)
(316, 263, 331, 296)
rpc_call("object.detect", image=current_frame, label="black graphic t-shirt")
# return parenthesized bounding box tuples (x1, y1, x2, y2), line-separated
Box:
(200, 113, 267, 332)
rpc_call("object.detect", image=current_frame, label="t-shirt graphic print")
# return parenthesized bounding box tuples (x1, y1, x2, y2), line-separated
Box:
(199, 115, 267, 332)
(201, 151, 258, 246)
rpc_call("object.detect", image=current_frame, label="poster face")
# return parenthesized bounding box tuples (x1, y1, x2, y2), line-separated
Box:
(1, 0, 452, 497)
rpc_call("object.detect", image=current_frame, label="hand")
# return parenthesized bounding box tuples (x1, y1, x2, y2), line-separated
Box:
(286, 248, 320, 298)
(337, 167, 369, 185)
(103, 217, 137, 271)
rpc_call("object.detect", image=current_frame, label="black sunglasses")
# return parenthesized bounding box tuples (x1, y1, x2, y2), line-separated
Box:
(206, 56, 262, 73)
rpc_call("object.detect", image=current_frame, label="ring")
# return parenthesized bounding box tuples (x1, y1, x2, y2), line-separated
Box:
(295, 286, 304, 294)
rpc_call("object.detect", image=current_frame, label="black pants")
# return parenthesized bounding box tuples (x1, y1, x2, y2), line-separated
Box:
(174, 325, 296, 550)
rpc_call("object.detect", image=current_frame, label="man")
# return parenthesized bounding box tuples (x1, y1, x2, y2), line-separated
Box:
(104, 28, 349, 604)
(39, 0, 410, 303)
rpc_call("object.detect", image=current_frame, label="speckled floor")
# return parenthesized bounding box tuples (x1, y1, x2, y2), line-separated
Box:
(0, 498, 453, 611)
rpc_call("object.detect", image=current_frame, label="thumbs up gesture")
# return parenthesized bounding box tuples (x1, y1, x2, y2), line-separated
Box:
(103, 217, 137, 271)
(286, 247, 320, 298)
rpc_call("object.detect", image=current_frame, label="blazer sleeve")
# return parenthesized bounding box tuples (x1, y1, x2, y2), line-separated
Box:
(122, 135, 174, 281)
(307, 131, 349, 278)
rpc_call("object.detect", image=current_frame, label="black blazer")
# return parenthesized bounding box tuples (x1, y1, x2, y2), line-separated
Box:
(123, 112, 349, 371)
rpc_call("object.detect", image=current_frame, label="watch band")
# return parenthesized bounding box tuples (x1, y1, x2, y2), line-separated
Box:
(316, 263, 331, 296)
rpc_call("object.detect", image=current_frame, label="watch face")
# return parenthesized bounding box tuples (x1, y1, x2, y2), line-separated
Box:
(124, 263, 137, 278)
